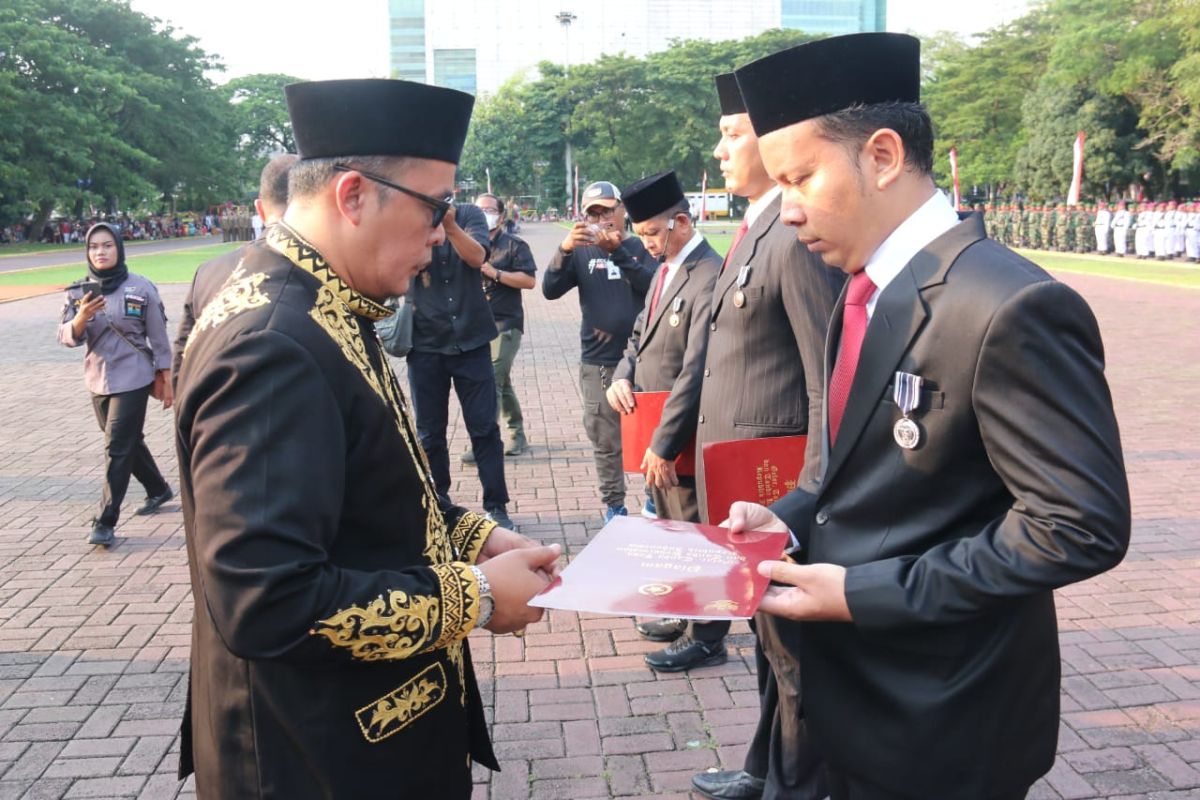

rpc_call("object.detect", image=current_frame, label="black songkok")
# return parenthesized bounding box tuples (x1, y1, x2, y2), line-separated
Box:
(713, 72, 746, 116)
(622, 171, 686, 224)
(734, 33, 920, 137)
(285, 79, 475, 164)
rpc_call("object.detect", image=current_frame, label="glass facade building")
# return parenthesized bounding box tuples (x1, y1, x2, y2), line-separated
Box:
(389, 0, 427, 82)
(433, 49, 478, 95)
(780, 0, 887, 35)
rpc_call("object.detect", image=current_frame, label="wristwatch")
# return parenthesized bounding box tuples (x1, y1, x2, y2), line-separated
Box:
(470, 566, 495, 627)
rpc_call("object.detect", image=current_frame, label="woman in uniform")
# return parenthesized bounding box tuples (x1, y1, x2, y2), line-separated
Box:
(58, 222, 174, 547)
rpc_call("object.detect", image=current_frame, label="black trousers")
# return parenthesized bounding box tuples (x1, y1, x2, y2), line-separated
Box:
(407, 345, 509, 511)
(91, 385, 168, 527)
(747, 613, 827, 799)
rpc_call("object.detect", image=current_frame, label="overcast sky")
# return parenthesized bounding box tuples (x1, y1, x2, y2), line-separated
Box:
(128, 0, 1032, 84)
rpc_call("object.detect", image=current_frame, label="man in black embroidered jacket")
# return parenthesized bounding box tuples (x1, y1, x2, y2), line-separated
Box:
(174, 78, 560, 799)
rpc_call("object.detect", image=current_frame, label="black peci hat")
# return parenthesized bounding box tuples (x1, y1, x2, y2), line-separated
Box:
(622, 171, 686, 224)
(285, 79, 475, 164)
(734, 33, 921, 137)
(713, 72, 746, 116)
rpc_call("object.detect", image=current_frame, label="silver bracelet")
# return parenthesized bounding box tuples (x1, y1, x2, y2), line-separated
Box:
(469, 566, 494, 627)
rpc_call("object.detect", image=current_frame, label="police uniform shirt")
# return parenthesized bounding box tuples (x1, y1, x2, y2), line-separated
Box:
(58, 273, 172, 394)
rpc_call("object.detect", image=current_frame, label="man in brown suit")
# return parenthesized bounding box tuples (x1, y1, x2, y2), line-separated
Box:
(608, 171, 722, 529)
(669, 73, 844, 800)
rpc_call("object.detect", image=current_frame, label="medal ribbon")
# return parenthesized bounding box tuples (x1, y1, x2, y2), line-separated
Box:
(893, 371, 923, 417)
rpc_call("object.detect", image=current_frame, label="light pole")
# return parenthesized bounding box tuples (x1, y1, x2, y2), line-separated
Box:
(557, 11, 576, 216)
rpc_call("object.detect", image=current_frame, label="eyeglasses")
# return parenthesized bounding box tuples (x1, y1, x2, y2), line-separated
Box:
(334, 165, 454, 228)
(584, 206, 618, 221)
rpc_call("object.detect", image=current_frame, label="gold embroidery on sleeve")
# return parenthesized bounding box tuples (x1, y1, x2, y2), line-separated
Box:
(355, 663, 446, 743)
(450, 512, 498, 564)
(311, 590, 440, 661)
(183, 262, 270, 356)
(431, 563, 480, 649)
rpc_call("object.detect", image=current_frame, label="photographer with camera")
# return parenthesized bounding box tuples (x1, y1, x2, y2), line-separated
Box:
(542, 181, 658, 522)
(58, 222, 173, 548)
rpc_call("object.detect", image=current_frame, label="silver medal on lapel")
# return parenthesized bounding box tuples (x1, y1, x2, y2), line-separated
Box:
(892, 370, 923, 449)
(668, 297, 684, 327)
(733, 265, 752, 308)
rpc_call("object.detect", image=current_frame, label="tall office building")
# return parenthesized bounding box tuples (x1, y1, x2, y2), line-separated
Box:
(388, 0, 886, 95)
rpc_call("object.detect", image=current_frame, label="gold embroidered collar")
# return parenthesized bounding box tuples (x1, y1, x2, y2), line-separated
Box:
(266, 222, 393, 322)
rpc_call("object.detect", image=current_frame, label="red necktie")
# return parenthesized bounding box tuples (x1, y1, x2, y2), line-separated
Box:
(827, 270, 877, 445)
(647, 263, 669, 320)
(721, 219, 750, 273)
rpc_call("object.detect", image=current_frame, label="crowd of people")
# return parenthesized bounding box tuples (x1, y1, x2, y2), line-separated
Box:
(2, 213, 220, 245)
(980, 200, 1200, 260)
(50, 32, 1137, 800)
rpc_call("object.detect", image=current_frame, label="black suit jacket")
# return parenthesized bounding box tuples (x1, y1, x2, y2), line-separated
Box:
(771, 214, 1130, 797)
(614, 237, 722, 460)
(171, 245, 247, 387)
(694, 197, 845, 523)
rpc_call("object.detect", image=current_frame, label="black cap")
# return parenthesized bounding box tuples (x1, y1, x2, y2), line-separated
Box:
(734, 33, 921, 137)
(622, 171, 685, 224)
(285, 79, 475, 164)
(714, 72, 746, 115)
(580, 181, 622, 210)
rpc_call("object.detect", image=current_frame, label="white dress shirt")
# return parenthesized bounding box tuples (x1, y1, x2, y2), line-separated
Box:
(659, 230, 703, 296)
(862, 190, 961, 321)
(744, 185, 782, 229)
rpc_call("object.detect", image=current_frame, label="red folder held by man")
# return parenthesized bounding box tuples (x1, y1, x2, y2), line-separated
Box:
(701, 435, 807, 524)
(619, 391, 696, 475)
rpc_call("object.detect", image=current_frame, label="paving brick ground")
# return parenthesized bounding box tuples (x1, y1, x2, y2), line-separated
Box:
(0, 222, 1195, 799)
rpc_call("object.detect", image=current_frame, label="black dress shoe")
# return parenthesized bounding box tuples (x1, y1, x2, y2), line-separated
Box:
(635, 617, 687, 642)
(136, 487, 173, 516)
(691, 770, 765, 800)
(87, 522, 115, 548)
(644, 636, 727, 673)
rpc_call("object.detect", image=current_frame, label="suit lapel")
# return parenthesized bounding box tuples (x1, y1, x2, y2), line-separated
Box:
(712, 201, 779, 319)
(641, 239, 709, 346)
(819, 215, 986, 488)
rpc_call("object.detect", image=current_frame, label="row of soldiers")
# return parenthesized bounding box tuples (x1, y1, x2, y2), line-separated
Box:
(980, 200, 1200, 261)
(218, 208, 258, 242)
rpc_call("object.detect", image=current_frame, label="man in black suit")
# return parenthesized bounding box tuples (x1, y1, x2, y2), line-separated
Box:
(681, 73, 842, 800)
(730, 33, 1131, 800)
(172, 153, 297, 386)
(606, 171, 724, 670)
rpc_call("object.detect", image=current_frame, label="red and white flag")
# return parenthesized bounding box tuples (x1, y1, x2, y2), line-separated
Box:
(699, 171, 708, 223)
(949, 147, 961, 210)
(1067, 131, 1086, 205)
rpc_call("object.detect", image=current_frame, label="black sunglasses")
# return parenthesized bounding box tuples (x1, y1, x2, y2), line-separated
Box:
(333, 165, 454, 228)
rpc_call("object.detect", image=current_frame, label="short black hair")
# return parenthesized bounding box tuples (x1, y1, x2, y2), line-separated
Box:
(259, 154, 299, 211)
(288, 155, 411, 200)
(476, 193, 505, 216)
(815, 101, 934, 176)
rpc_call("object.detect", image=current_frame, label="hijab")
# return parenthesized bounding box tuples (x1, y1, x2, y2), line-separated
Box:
(84, 222, 128, 294)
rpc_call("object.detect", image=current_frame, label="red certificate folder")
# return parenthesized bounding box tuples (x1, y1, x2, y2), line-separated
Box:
(701, 435, 807, 525)
(619, 391, 696, 475)
(529, 515, 789, 619)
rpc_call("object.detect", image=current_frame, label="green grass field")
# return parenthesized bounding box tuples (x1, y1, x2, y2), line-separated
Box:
(0, 243, 240, 287)
(0, 241, 83, 257)
(1013, 249, 1200, 289)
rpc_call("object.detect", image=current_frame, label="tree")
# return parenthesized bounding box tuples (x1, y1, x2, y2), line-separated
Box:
(0, 0, 235, 231)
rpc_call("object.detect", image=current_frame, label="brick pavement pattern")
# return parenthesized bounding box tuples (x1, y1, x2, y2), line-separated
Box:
(0, 223, 1195, 799)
